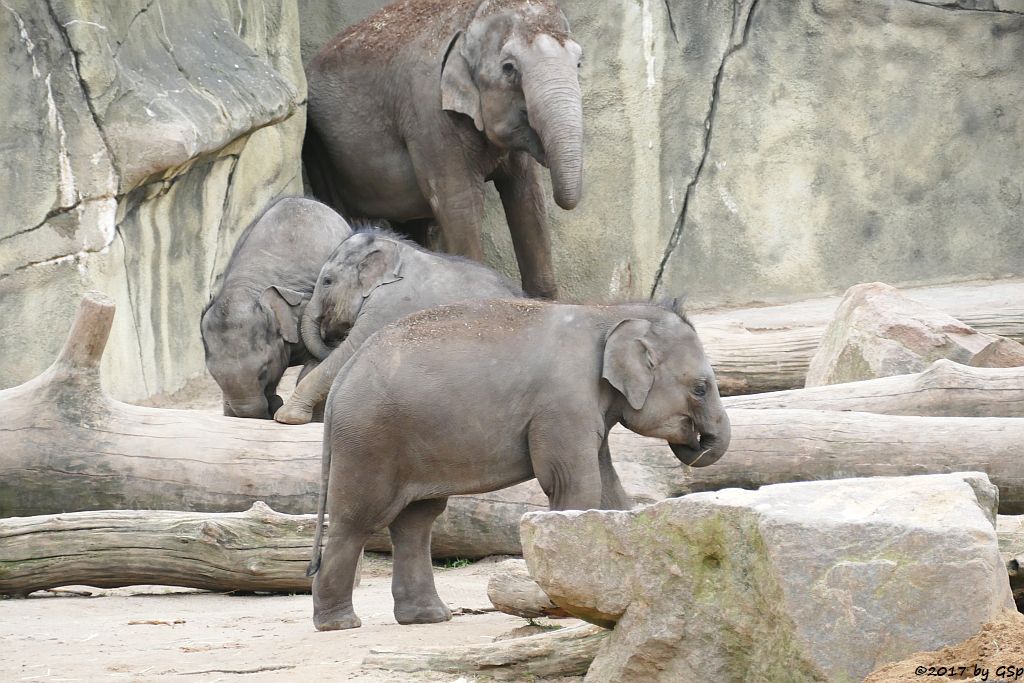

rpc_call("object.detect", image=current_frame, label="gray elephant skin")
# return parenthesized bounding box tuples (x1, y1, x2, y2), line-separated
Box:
(274, 228, 523, 425)
(200, 197, 353, 419)
(307, 299, 731, 630)
(304, 0, 584, 299)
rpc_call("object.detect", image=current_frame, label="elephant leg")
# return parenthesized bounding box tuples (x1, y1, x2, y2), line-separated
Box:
(408, 140, 486, 261)
(276, 338, 358, 425)
(296, 359, 318, 384)
(221, 399, 237, 418)
(529, 420, 604, 511)
(598, 435, 632, 510)
(389, 498, 452, 625)
(493, 152, 558, 299)
(312, 522, 370, 631)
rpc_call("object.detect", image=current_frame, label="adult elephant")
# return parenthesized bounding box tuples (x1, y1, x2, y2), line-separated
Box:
(304, 0, 584, 299)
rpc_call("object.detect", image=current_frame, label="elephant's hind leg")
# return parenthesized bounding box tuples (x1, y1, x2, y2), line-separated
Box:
(389, 498, 452, 625)
(312, 523, 369, 631)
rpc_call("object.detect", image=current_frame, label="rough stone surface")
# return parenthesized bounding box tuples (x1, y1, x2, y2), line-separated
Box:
(300, 0, 1024, 306)
(970, 336, 1024, 368)
(0, 0, 305, 400)
(522, 473, 1013, 683)
(805, 282, 997, 387)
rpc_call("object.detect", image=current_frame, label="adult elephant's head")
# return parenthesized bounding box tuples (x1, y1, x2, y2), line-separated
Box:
(602, 303, 732, 468)
(200, 286, 305, 419)
(441, 0, 583, 210)
(300, 232, 404, 361)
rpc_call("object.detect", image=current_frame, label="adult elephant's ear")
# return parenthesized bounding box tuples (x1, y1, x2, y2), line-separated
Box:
(261, 286, 305, 344)
(602, 319, 656, 411)
(441, 31, 483, 132)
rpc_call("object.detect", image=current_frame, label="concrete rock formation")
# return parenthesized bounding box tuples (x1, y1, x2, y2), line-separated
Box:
(300, 0, 1024, 306)
(0, 0, 305, 400)
(522, 472, 1013, 683)
(805, 282, 1000, 386)
(970, 336, 1024, 368)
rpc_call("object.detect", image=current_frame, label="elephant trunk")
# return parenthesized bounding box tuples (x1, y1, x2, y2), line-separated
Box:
(670, 393, 732, 468)
(523, 60, 584, 210)
(226, 395, 271, 420)
(300, 296, 333, 361)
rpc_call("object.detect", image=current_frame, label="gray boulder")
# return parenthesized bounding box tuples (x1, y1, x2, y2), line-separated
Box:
(970, 336, 1024, 368)
(805, 282, 996, 386)
(0, 0, 306, 400)
(522, 473, 1013, 683)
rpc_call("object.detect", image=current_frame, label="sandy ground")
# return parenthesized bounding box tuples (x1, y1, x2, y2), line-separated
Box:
(1, 554, 585, 682)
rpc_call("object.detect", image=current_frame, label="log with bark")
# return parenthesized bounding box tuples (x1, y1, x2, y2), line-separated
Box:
(486, 559, 570, 619)
(362, 623, 607, 680)
(691, 278, 1024, 394)
(0, 502, 326, 596)
(722, 359, 1024, 417)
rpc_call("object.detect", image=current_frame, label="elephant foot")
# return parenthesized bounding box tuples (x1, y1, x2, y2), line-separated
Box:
(314, 607, 361, 631)
(394, 601, 452, 625)
(274, 401, 313, 425)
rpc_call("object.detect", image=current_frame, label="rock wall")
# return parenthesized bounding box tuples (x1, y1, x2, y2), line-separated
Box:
(0, 0, 305, 399)
(299, 0, 1024, 306)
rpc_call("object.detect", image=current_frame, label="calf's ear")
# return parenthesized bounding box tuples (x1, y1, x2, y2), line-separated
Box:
(357, 246, 403, 298)
(602, 319, 656, 411)
(261, 286, 305, 344)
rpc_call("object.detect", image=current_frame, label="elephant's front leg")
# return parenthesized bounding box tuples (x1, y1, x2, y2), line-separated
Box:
(529, 419, 604, 511)
(389, 498, 452, 625)
(598, 435, 632, 510)
(493, 152, 558, 299)
(409, 140, 487, 262)
(276, 338, 357, 425)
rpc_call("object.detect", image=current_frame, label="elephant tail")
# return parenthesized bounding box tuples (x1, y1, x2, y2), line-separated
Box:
(306, 401, 334, 577)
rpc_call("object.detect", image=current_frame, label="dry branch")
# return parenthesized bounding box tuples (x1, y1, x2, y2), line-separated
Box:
(722, 359, 1024, 417)
(362, 623, 607, 679)
(487, 559, 570, 619)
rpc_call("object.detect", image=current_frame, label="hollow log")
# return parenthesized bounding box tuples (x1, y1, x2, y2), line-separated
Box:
(722, 359, 1024, 417)
(362, 623, 607, 680)
(691, 278, 1024, 395)
(0, 502, 328, 596)
(487, 559, 570, 619)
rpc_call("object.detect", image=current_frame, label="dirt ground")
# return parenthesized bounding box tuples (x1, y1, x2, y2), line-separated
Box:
(1, 554, 585, 682)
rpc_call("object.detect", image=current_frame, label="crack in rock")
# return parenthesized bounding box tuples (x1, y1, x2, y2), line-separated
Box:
(650, 0, 761, 298)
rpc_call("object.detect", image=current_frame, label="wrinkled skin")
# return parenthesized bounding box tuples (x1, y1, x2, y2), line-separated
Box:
(274, 230, 522, 425)
(200, 198, 353, 419)
(304, 0, 584, 299)
(307, 299, 730, 631)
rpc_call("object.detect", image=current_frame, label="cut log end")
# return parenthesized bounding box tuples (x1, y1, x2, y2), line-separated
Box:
(55, 291, 116, 372)
(487, 559, 571, 619)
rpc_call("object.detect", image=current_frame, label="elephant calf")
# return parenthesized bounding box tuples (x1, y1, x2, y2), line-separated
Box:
(273, 228, 522, 425)
(200, 197, 353, 419)
(308, 299, 731, 631)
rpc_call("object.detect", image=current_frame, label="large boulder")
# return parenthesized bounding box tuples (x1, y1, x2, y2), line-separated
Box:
(522, 473, 1013, 683)
(805, 282, 997, 386)
(299, 0, 1024, 306)
(970, 336, 1024, 368)
(0, 0, 305, 400)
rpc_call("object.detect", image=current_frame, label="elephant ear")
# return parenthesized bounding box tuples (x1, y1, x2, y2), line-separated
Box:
(357, 245, 404, 299)
(441, 31, 483, 132)
(261, 286, 306, 344)
(602, 319, 656, 411)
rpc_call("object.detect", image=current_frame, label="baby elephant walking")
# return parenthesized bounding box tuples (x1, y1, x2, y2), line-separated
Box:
(308, 299, 730, 631)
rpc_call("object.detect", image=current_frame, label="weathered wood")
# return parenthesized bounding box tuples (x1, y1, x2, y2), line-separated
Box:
(362, 623, 607, 679)
(0, 502, 323, 595)
(723, 359, 1024, 417)
(486, 559, 570, 619)
(691, 278, 1024, 394)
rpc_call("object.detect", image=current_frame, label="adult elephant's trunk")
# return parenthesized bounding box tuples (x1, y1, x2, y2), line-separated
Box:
(523, 60, 584, 210)
(300, 297, 333, 361)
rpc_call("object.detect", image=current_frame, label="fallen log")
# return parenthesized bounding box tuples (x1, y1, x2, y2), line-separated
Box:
(0, 502, 328, 596)
(362, 623, 607, 680)
(722, 359, 1024, 417)
(691, 278, 1024, 394)
(486, 559, 570, 619)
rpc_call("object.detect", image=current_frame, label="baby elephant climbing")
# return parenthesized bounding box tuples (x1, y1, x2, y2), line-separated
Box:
(308, 299, 730, 631)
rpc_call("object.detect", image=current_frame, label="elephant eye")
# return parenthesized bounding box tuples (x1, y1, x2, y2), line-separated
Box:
(323, 277, 333, 286)
(502, 62, 517, 77)
(693, 381, 708, 398)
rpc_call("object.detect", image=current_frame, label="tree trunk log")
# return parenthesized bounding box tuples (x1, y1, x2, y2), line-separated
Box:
(722, 359, 1024, 417)
(362, 623, 607, 680)
(691, 278, 1024, 395)
(0, 502, 325, 596)
(486, 559, 570, 619)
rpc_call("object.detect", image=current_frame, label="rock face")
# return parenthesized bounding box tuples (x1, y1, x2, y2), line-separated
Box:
(299, 0, 1024, 306)
(0, 0, 305, 400)
(522, 473, 1013, 683)
(970, 336, 1024, 368)
(805, 282, 996, 386)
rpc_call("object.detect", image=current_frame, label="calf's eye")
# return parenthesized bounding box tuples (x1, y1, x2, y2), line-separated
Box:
(693, 382, 708, 398)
